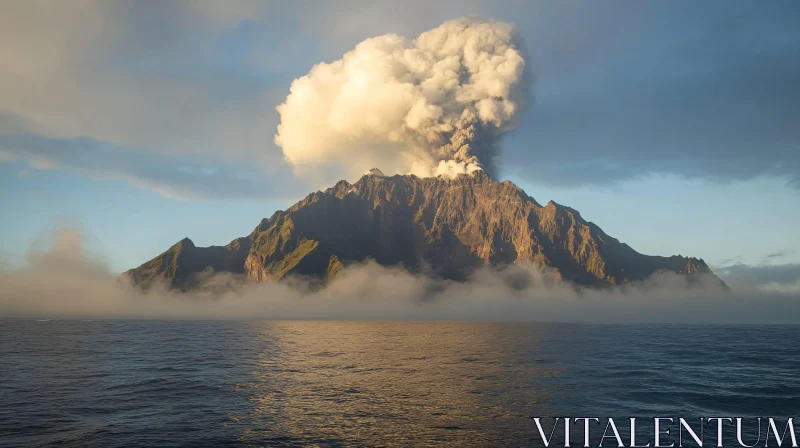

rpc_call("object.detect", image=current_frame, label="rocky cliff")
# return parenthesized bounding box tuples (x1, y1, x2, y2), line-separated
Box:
(125, 171, 724, 290)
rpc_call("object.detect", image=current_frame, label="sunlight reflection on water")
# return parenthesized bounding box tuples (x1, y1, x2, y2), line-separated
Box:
(1, 320, 798, 447)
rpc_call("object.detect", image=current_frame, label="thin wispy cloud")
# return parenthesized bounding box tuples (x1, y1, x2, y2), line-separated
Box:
(761, 251, 790, 262)
(0, 135, 304, 201)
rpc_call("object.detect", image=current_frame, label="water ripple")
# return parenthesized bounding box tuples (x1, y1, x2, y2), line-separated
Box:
(1, 321, 797, 447)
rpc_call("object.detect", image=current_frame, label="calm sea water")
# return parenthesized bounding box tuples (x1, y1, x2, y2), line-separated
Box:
(1, 321, 798, 447)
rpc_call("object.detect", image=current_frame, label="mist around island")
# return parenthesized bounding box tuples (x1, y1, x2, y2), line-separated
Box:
(1, 227, 798, 324)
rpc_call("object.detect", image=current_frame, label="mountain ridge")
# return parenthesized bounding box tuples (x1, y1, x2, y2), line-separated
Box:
(125, 171, 725, 291)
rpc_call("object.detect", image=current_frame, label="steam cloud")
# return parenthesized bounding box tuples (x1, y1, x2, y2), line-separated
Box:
(274, 17, 529, 181)
(2, 228, 799, 324)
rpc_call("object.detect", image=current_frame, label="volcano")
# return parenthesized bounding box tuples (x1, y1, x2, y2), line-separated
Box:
(125, 171, 725, 291)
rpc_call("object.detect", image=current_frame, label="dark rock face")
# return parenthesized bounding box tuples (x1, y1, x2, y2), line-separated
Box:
(125, 171, 724, 289)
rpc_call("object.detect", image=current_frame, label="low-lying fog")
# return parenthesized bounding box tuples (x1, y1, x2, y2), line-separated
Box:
(1, 228, 798, 324)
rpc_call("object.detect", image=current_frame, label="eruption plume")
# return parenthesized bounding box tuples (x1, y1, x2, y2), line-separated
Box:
(274, 17, 530, 181)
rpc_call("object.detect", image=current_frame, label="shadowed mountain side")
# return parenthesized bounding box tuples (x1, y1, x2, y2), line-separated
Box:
(125, 171, 726, 290)
(124, 237, 251, 291)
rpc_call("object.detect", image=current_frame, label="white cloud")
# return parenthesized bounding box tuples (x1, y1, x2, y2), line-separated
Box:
(718, 262, 800, 294)
(274, 17, 530, 183)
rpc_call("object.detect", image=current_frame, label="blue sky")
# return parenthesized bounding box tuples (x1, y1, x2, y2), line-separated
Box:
(1, 1, 798, 290)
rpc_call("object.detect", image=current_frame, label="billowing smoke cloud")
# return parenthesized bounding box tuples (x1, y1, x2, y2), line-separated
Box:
(274, 17, 529, 182)
(2, 228, 800, 323)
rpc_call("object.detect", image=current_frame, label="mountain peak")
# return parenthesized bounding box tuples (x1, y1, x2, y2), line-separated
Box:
(170, 237, 195, 250)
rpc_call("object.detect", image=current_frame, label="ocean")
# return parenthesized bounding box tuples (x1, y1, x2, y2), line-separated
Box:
(1, 320, 798, 447)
